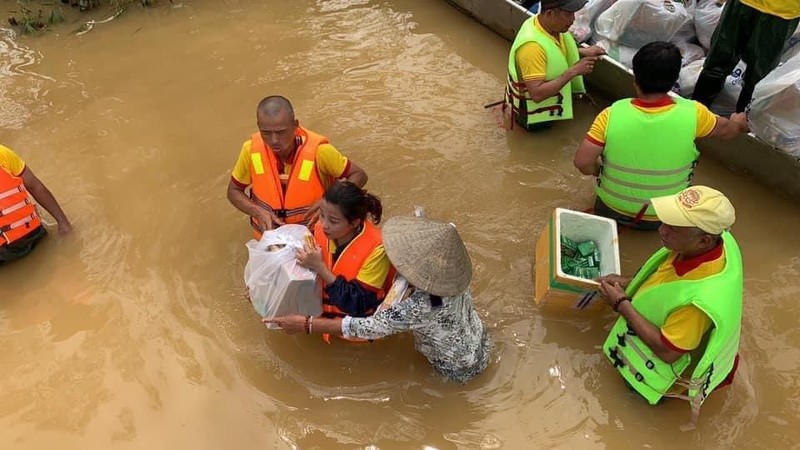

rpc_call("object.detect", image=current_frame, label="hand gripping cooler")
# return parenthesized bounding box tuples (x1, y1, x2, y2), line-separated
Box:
(533, 208, 620, 311)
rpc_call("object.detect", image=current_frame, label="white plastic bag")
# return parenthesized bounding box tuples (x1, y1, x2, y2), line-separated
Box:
(695, 0, 725, 50)
(781, 25, 800, 63)
(570, 0, 617, 43)
(749, 54, 800, 157)
(595, 0, 692, 49)
(373, 275, 410, 314)
(676, 58, 706, 96)
(596, 39, 638, 67)
(675, 41, 705, 67)
(674, 58, 745, 113)
(244, 224, 321, 328)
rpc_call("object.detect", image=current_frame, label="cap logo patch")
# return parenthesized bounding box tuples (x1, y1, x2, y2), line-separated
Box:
(678, 188, 701, 209)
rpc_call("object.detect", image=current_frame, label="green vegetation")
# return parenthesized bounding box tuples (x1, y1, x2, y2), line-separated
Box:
(7, 0, 163, 34)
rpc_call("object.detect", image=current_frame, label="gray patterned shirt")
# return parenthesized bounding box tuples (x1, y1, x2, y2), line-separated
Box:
(341, 289, 490, 383)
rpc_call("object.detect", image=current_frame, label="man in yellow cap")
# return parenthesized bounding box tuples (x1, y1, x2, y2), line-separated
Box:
(597, 186, 742, 418)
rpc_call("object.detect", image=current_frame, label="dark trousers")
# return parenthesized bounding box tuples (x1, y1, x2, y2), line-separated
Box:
(692, 0, 799, 113)
(0, 225, 47, 265)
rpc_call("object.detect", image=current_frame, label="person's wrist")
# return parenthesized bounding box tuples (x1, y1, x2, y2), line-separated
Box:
(613, 296, 631, 312)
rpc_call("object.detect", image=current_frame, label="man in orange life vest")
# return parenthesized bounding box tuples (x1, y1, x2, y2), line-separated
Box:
(227, 96, 368, 236)
(0, 144, 72, 265)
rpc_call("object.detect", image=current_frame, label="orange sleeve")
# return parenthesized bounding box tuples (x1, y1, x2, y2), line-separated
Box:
(516, 42, 548, 81)
(695, 101, 718, 138)
(586, 108, 611, 145)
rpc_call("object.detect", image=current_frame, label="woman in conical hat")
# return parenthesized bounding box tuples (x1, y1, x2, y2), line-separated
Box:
(265, 216, 491, 383)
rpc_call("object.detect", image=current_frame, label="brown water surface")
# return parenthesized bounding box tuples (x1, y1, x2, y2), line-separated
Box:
(1, 0, 799, 448)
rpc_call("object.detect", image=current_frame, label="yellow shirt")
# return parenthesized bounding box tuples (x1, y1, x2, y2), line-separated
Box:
(0, 145, 26, 177)
(586, 97, 719, 146)
(230, 137, 349, 187)
(635, 244, 727, 351)
(515, 17, 567, 81)
(741, 0, 800, 20)
(327, 240, 391, 291)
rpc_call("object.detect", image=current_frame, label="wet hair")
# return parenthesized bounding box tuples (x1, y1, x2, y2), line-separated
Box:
(323, 181, 383, 224)
(632, 42, 682, 94)
(257, 95, 295, 119)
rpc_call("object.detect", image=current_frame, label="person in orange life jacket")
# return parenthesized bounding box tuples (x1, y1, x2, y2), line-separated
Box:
(598, 186, 741, 401)
(510, 0, 605, 132)
(226, 95, 368, 235)
(295, 181, 392, 318)
(0, 144, 72, 265)
(574, 42, 749, 231)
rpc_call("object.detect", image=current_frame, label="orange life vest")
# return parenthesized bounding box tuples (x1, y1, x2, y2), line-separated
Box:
(313, 220, 394, 318)
(249, 127, 332, 238)
(0, 167, 41, 246)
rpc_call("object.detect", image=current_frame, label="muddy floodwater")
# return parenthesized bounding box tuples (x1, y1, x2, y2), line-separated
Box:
(1, 0, 799, 448)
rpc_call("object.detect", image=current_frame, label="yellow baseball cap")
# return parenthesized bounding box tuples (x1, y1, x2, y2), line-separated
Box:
(651, 186, 735, 235)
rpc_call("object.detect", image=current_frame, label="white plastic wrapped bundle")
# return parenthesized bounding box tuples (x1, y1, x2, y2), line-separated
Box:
(674, 58, 745, 113)
(244, 224, 321, 327)
(596, 38, 638, 67)
(676, 58, 706, 96)
(781, 25, 800, 63)
(695, 0, 725, 50)
(675, 41, 705, 67)
(749, 55, 800, 157)
(595, 0, 692, 49)
(570, 0, 617, 43)
(671, 0, 698, 44)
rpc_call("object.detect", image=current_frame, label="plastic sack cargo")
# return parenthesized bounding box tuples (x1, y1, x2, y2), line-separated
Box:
(781, 25, 800, 63)
(595, 0, 692, 49)
(570, 0, 617, 43)
(244, 224, 321, 328)
(749, 54, 800, 157)
(675, 58, 745, 114)
(695, 0, 725, 50)
(596, 39, 638, 67)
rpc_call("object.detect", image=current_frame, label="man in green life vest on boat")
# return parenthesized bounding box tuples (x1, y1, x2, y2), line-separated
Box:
(573, 42, 749, 231)
(505, 0, 606, 132)
(597, 186, 742, 422)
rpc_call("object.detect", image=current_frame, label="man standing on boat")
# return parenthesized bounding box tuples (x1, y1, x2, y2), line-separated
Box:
(505, 0, 605, 132)
(227, 96, 368, 237)
(597, 186, 741, 421)
(573, 42, 749, 230)
(692, 0, 800, 113)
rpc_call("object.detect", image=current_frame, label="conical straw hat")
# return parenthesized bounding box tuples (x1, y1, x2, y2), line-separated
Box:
(382, 216, 472, 296)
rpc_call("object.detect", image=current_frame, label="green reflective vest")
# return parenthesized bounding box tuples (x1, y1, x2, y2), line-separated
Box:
(603, 232, 743, 414)
(596, 97, 699, 218)
(505, 16, 585, 129)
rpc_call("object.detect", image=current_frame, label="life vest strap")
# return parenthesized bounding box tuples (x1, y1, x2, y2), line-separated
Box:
(602, 160, 697, 177)
(0, 185, 24, 201)
(0, 213, 35, 232)
(600, 172, 691, 191)
(0, 198, 30, 217)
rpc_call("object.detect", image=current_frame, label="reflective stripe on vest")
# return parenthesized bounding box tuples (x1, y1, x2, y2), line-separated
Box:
(0, 169, 41, 246)
(596, 97, 699, 217)
(249, 127, 330, 239)
(505, 15, 585, 127)
(603, 232, 743, 412)
(313, 220, 393, 319)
